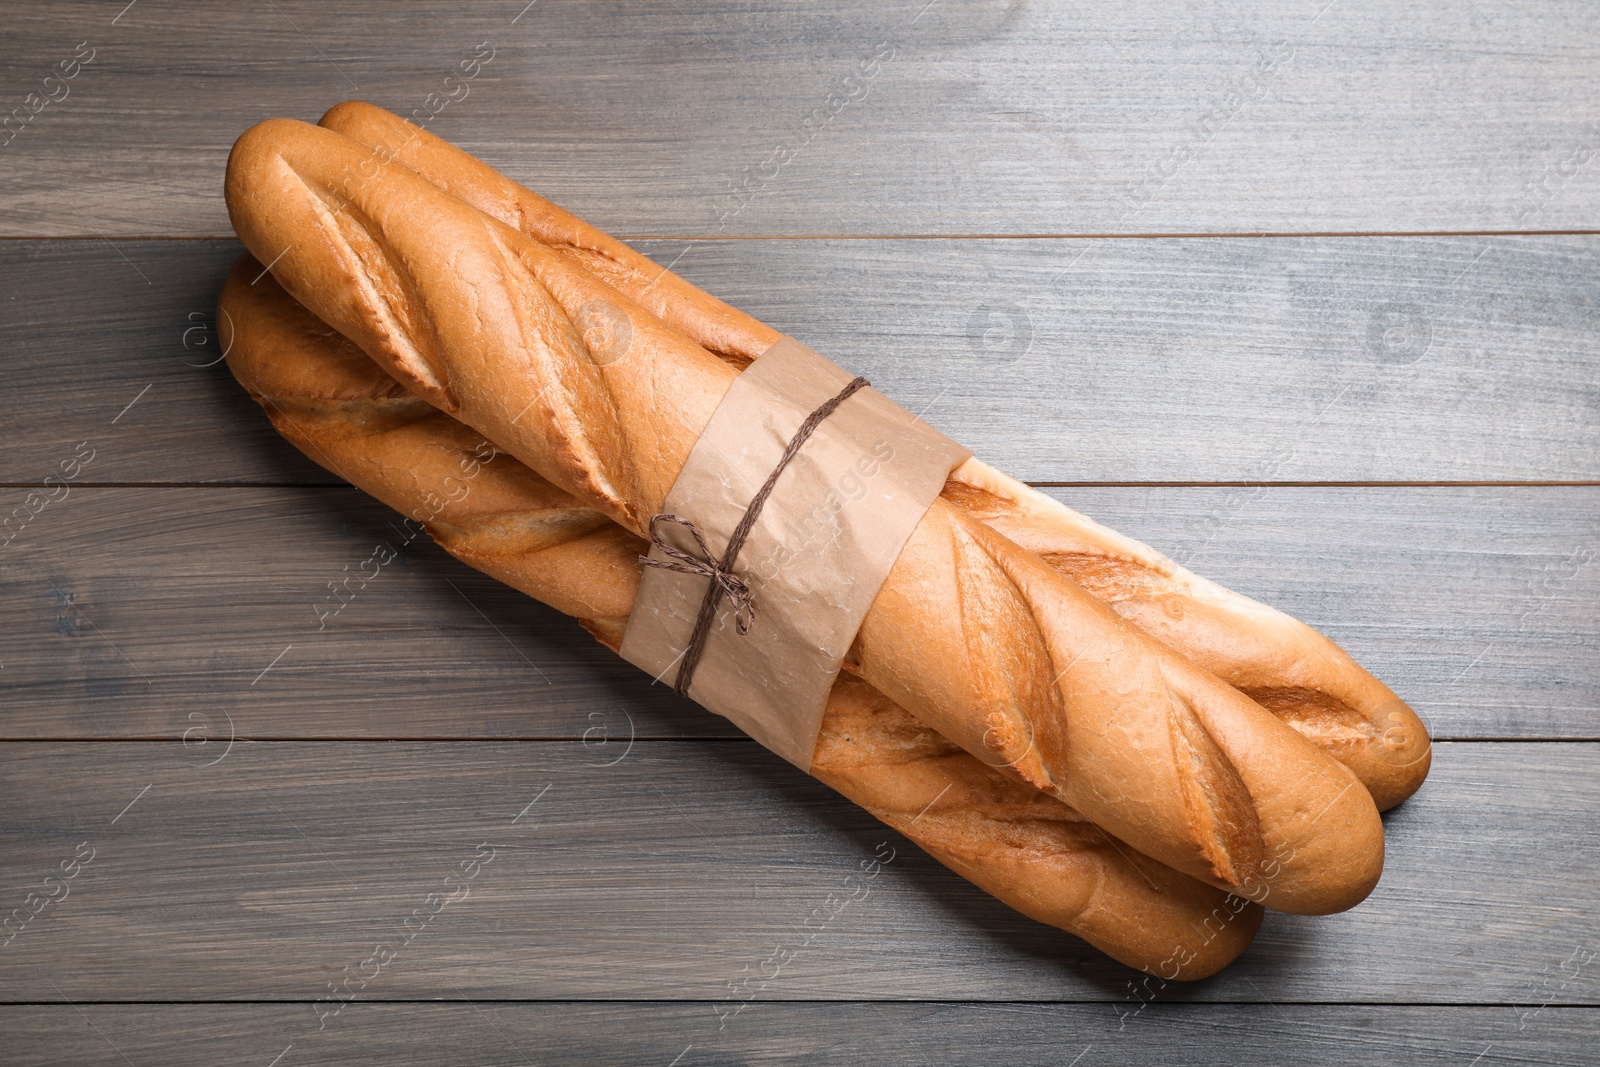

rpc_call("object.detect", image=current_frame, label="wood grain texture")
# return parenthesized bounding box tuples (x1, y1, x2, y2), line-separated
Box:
(0, 240, 328, 486)
(0, 740, 1595, 1003)
(3, 0, 1596, 1053)
(3, 1, 1598, 237)
(0, 485, 714, 742)
(3, 236, 1597, 485)
(1, 1004, 1594, 1066)
(1, 486, 1594, 740)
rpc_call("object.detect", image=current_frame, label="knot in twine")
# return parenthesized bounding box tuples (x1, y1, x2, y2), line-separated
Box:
(641, 514, 757, 636)
(636, 374, 870, 698)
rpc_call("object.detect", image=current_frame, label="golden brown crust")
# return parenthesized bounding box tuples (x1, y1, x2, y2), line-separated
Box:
(935, 461, 1432, 810)
(315, 101, 1428, 810)
(317, 101, 769, 369)
(221, 256, 1262, 978)
(224, 118, 1384, 915)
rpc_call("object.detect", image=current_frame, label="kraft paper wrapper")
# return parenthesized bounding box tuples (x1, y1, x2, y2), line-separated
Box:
(619, 337, 970, 770)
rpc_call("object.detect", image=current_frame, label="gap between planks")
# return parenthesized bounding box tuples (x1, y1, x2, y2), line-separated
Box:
(5, 480, 1600, 490)
(1, 738, 1591, 744)
(1, 999, 1596, 1007)
(3, 229, 1600, 242)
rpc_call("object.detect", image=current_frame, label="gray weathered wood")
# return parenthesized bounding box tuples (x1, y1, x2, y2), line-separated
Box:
(4, 236, 1598, 485)
(0, 741, 1595, 1003)
(1062, 487, 1600, 742)
(3, 0, 1596, 1050)
(3, 1, 1598, 237)
(1, 486, 1595, 741)
(1, 1004, 1595, 1066)
(0, 240, 329, 485)
(0, 485, 714, 742)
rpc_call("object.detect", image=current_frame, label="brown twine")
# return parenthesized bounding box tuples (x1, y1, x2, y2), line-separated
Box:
(641, 375, 871, 698)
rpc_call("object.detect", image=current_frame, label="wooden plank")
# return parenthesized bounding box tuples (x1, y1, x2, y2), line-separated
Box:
(0, 486, 720, 742)
(4, 236, 1598, 485)
(1062, 487, 1600, 743)
(0, 240, 330, 486)
(1, 486, 1595, 740)
(0, 740, 1594, 1002)
(671, 235, 1600, 483)
(3, 1, 1598, 237)
(1, 1004, 1595, 1066)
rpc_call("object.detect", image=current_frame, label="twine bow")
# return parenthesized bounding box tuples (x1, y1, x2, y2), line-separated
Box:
(637, 374, 870, 698)
(640, 514, 757, 636)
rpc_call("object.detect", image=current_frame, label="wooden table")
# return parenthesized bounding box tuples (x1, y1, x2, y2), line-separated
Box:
(4, 2, 1597, 1063)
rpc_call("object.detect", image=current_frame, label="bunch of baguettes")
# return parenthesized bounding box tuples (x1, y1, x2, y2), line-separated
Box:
(219, 102, 1430, 979)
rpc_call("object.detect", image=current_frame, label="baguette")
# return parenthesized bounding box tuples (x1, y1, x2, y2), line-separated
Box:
(224, 117, 1384, 914)
(316, 101, 1430, 811)
(219, 255, 1263, 978)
